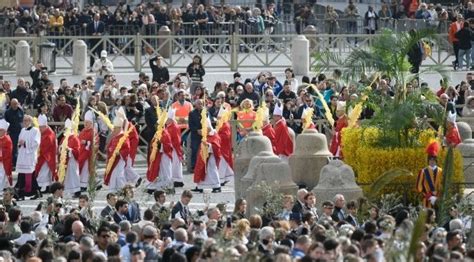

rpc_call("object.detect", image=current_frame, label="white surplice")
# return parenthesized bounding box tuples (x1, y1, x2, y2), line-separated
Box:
(171, 149, 183, 183)
(36, 163, 52, 188)
(16, 127, 40, 173)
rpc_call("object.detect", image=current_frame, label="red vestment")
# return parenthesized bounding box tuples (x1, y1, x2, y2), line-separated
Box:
(104, 133, 130, 186)
(218, 122, 233, 169)
(330, 115, 348, 157)
(194, 134, 221, 183)
(274, 119, 294, 157)
(262, 123, 277, 154)
(78, 127, 97, 171)
(35, 127, 57, 181)
(128, 124, 139, 165)
(0, 134, 13, 185)
(166, 121, 183, 161)
(146, 129, 173, 182)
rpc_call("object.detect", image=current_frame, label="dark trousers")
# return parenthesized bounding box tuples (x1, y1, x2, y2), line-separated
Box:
(190, 136, 201, 171)
(453, 42, 460, 64)
(15, 172, 39, 197)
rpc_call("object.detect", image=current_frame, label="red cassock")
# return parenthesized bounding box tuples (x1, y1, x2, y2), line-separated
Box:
(104, 133, 130, 186)
(262, 123, 277, 154)
(330, 115, 348, 157)
(218, 122, 233, 169)
(128, 124, 139, 165)
(35, 127, 57, 181)
(194, 134, 221, 183)
(78, 127, 96, 171)
(446, 122, 462, 146)
(62, 135, 81, 163)
(0, 134, 13, 185)
(274, 119, 294, 157)
(166, 121, 183, 161)
(146, 129, 173, 182)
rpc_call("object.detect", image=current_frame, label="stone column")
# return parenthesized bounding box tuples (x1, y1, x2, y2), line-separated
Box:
(16, 40, 30, 76)
(312, 160, 363, 209)
(289, 129, 333, 190)
(457, 122, 474, 184)
(291, 35, 309, 76)
(234, 132, 274, 199)
(73, 40, 87, 76)
(303, 25, 317, 50)
(158, 26, 172, 59)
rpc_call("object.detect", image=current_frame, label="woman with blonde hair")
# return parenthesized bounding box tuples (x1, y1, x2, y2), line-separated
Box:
(233, 218, 250, 245)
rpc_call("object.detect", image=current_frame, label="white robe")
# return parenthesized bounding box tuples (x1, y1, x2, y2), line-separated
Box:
(108, 157, 127, 192)
(36, 163, 52, 188)
(80, 159, 89, 188)
(198, 146, 220, 189)
(0, 163, 6, 193)
(218, 156, 233, 183)
(16, 127, 40, 173)
(171, 149, 183, 183)
(125, 157, 140, 184)
(64, 153, 80, 194)
(147, 154, 172, 190)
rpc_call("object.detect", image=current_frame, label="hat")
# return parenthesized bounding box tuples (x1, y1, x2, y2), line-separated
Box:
(426, 140, 440, 161)
(113, 107, 126, 128)
(38, 114, 48, 126)
(167, 108, 176, 121)
(143, 225, 158, 237)
(289, 212, 302, 221)
(64, 119, 72, 130)
(0, 119, 9, 130)
(100, 50, 107, 58)
(273, 102, 283, 116)
(336, 101, 346, 111)
(84, 110, 94, 122)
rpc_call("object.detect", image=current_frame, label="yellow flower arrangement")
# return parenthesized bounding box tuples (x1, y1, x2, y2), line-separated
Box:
(342, 128, 464, 200)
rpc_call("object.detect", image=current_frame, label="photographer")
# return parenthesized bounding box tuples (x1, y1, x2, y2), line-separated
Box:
(92, 50, 114, 91)
(149, 55, 169, 84)
(186, 55, 205, 95)
(30, 62, 48, 91)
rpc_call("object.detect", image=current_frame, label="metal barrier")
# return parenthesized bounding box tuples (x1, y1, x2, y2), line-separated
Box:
(0, 32, 453, 72)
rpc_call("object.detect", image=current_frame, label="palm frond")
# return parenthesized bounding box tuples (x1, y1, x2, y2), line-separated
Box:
(407, 209, 427, 261)
(437, 147, 455, 225)
(367, 168, 413, 200)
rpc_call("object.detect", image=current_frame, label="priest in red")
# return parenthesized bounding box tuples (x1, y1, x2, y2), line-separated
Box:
(193, 118, 222, 193)
(62, 119, 82, 197)
(0, 119, 12, 193)
(146, 121, 173, 194)
(125, 122, 141, 187)
(166, 109, 184, 188)
(330, 101, 348, 158)
(446, 112, 462, 147)
(35, 114, 57, 193)
(262, 116, 277, 154)
(104, 108, 130, 192)
(217, 108, 233, 186)
(272, 102, 294, 162)
(78, 111, 97, 191)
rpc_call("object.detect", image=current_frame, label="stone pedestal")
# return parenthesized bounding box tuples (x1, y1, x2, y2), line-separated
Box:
(289, 129, 333, 190)
(73, 40, 87, 76)
(303, 25, 317, 49)
(245, 153, 298, 216)
(312, 160, 363, 208)
(457, 122, 474, 184)
(291, 35, 309, 76)
(16, 40, 30, 76)
(158, 26, 171, 58)
(234, 132, 274, 199)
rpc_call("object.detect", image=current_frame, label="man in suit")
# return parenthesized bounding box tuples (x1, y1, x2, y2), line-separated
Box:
(100, 193, 118, 221)
(171, 190, 193, 222)
(87, 13, 105, 71)
(188, 99, 203, 171)
(292, 189, 308, 214)
(331, 194, 346, 223)
(143, 95, 158, 145)
(113, 199, 129, 224)
(123, 185, 141, 223)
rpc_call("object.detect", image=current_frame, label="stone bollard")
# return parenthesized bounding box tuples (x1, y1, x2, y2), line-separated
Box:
(457, 122, 474, 184)
(16, 40, 30, 76)
(291, 35, 309, 76)
(234, 132, 274, 199)
(158, 26, 172, 59)
(73, 40, 87, 76)
(245, 153, 297, 216)
(312, 160, 363, 209)
(303, 25, 317, 50)
(289, 129, 333, 190)
(14, 27, 28, 37)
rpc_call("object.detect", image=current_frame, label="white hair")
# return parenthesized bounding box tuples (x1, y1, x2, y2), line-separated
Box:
(259, 226, 275, 240)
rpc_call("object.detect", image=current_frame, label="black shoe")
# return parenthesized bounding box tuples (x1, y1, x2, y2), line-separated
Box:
(220, 181, 228, 187)
(174, 182, 184, 188)
(72, 192, 81, 198)
(80, 187, 87, 192)
(135, 178, 143, 187)
(146, 189, 155, 195)
(212, 187, 221, 193)
(191, 187, 203, 193)
(30, 190, 42, 200)
(17, 195, 25, 201)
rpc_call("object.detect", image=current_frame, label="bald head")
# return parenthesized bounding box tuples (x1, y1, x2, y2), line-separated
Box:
(10, 99, 18, 109)
(72, 220, 84, 236)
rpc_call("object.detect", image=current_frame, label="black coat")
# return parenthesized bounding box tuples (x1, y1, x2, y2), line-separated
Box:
(149, 57, 170, 84)
(188, 109, 203, 142)
(171, 201, 190, 221)
(455, 27, 473, 50)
